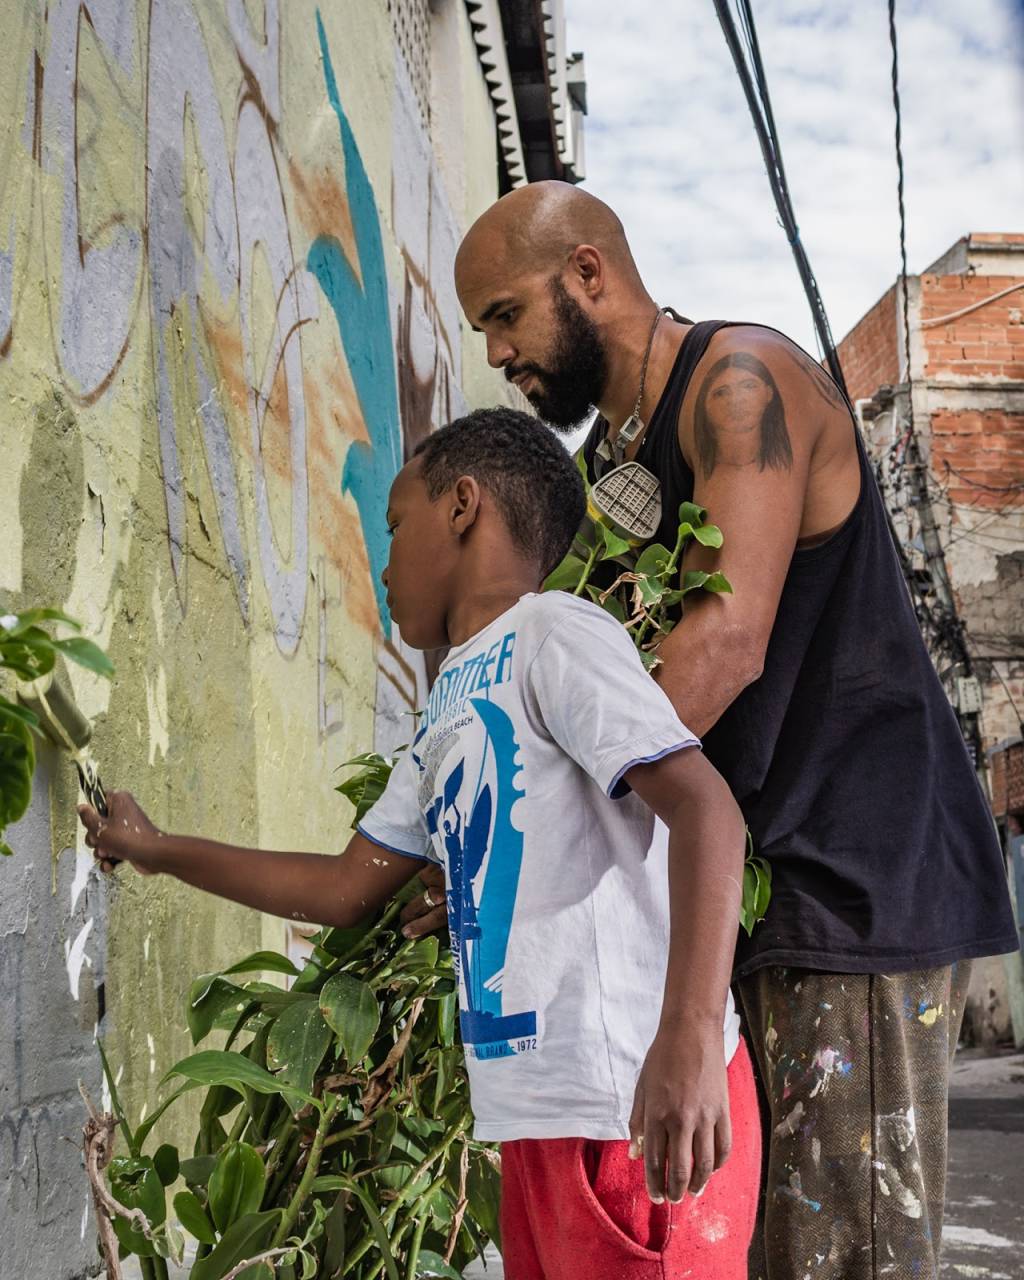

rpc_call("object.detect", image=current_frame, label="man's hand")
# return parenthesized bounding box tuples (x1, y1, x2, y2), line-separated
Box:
(78, 791, 163, 875)
(629, 1026, 731, 1204)
(400, 862, 448, 938)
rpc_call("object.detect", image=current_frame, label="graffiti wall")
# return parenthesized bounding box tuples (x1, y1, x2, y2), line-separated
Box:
(0, 2, 510, 1272)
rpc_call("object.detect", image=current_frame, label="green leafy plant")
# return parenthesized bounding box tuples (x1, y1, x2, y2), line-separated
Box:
(96, 760, 499, 1280)
(0, 607, 113, 855)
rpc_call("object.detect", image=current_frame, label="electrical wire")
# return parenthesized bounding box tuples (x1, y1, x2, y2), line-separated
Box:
(712, 0, 847, 393)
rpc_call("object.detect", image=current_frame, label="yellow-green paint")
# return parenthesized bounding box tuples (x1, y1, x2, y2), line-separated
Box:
(0, 0, 512, 1155)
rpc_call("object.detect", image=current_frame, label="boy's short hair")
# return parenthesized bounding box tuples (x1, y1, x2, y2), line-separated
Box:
(414, 407, 585, 575)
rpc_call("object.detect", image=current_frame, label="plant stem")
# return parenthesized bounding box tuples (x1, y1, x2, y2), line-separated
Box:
(381, 1119, 466, 1227)
(573, 541, 601, 597)
(95, 1037, 138, 1157)
(271, 1095, 339, 1247)
(342, 1119, 467, 1273)
(635, 524, 690, 651)
(265, 1128, 302, 1207)
(405, 1211, 428, 1279)
(151, 1256, 169, 1280)
(330, 900, 404, 970)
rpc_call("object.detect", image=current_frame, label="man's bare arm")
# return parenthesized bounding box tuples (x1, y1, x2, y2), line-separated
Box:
(654, 327, 853, 735)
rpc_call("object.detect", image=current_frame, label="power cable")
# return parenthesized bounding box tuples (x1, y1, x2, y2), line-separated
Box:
(712, 0, 847, 393)
(886, 0, 984, 765)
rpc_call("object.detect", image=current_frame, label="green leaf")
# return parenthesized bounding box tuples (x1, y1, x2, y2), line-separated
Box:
(599, 523, 631, 559)
(163, 1049, 319, 1112)
(374, 1108, 398, 1160)
(109, 1155, 166, 1254)
(634, 543, 673, 579)
(153, 1143, 180, 1186)
(50, 635, 114, 678)
(266, 998, 332, 1094)
(740, 861, 757, 937)
(574, 447, 592, 495)
(321, 1188, 348, 1279)
(693, 523, 724, 549)
(134, 1082, 193, 1151)
(173, 1189, 217, 1245)
(190, 1209, 282, 1280)
(0, 607, 80, 635)
(222, 951, 300, 979)
(703, 571, 733, 594)
(542, 553, 587, 594)
(637, 577, 666, 607)
(188, 976, 252, 1045)
(335, 753, 396, 827)
(0, 718, 34, 833)
(751, 855, 772, 921)
(208, 1142, 267, 1234)
(466, 1153, 502, 1248)
(319, 973, 381, 1067)
(0, 697, 40, 730)
(348, 1182, 400, 1280)
(678, 501, 707, 528)
(639, 650, 663, 673)
(179, 1155, 218, 1189)
(681, 570, 710, 594)
(416, 1251, 464, 1278)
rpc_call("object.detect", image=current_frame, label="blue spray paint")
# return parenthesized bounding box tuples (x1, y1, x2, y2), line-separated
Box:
(309, 12, 402, 632)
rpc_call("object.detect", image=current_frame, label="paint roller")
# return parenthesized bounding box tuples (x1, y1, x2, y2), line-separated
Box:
(18, 666, 110, 821)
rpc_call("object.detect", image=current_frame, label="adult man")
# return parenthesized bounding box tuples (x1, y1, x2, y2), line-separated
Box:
(402, 182, 1017, 1279)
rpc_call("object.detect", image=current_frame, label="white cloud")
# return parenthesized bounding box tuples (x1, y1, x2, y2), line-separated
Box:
(566, 0, 1024, 355)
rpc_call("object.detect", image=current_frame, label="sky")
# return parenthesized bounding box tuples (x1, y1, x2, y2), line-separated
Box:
(564, 0, 1024, 357)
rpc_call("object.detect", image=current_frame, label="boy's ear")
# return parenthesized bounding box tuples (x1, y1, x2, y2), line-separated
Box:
(450, 475, 482, 536)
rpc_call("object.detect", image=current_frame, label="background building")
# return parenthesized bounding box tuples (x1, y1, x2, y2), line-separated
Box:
(0, 3, 584, 1275)
(838, 232, 1024, 1048)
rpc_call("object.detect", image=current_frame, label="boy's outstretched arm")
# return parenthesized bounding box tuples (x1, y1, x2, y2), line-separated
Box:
(78, 790, 424, 930)
(623, 747, 746, 1206)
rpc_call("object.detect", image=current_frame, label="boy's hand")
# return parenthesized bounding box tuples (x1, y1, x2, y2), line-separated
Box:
(78, 791, 163, 875)
(400, 863, 448, 938)
(628, 1026, 731, 1204)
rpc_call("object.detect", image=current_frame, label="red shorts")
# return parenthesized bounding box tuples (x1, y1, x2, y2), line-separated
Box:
(498, 1038, 760, 1279)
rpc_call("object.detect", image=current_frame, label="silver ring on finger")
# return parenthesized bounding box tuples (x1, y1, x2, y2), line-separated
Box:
(422, 887, 438, 909)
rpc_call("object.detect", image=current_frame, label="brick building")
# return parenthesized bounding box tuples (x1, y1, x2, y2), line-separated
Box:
(838, 233, 1024, 1043)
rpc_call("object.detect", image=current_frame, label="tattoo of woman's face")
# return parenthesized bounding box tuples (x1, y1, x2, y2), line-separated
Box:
(693, 352, 794, 479)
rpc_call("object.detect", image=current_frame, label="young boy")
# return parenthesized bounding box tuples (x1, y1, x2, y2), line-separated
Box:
(80, 407, 759, 1279)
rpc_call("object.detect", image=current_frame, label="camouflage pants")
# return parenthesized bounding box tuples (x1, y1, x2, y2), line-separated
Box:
(736, 963, 971, 1280)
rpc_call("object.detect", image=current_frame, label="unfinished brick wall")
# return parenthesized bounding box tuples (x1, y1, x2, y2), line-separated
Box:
(837, 285, 900, 404)
(930, 409, 1024, 507)
(921, 274, 1024, 381)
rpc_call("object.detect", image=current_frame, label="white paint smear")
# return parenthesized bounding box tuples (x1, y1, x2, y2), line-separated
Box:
(65, 918, 94, 1000)
(70, 847, 92, 913)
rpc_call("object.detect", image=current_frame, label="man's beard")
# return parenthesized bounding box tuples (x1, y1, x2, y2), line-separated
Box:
(505, 277, 607, 433)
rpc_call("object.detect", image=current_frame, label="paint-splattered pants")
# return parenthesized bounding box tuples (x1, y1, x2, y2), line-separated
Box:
(736, 963, 971, 1280)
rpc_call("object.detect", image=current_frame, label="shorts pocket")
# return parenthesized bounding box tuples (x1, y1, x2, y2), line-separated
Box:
(574, 1139, 669, 1259)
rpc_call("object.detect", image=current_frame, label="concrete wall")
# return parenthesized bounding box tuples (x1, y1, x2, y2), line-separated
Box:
(0, 3, 512, 1274)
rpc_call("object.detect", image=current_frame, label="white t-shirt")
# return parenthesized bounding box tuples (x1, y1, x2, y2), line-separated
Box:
(359, 591, 741, 1142)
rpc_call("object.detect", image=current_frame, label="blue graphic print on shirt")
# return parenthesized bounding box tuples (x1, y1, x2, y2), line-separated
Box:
(418, 630, 538, 1060)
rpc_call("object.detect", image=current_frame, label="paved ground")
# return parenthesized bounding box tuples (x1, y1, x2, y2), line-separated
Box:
(940, 1048, 1024, 1280)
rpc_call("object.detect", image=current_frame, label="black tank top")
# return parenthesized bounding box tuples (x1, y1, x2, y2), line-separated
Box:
(583, 321, 1016, 976)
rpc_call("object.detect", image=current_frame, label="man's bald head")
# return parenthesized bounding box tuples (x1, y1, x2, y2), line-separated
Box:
(456, 181, 641, 286)
(455, 184, 652, 431)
